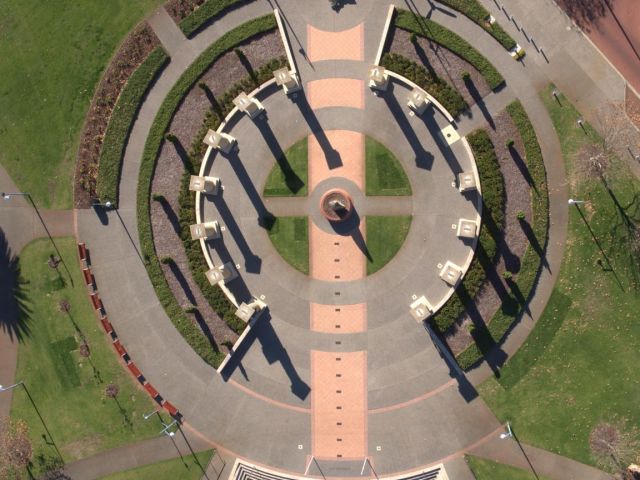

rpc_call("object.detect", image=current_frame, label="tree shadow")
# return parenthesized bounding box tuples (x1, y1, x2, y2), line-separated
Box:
(475, 240, 510, 300)
(507, 145, 538, 192)
(292, 94, 342, 169)
(200, 84, 223, 117)
(554, 0, 607, 31)
(518, 218, 550, 272)
(112, 396, 133, 428)
(381, 82, 434, 169)
(412, 40, 438, 78)
(167, 261, 197, 305)
(235, 49, 258, 86)
(0, 229, 32, 341)
(256, 119, 304, 194)
(222, 310, 310, 400)
(210, 189, 262, 274)
(92, 204, 110, 226)
(168, 137, 193, 173)
(464, 76, 495, 129)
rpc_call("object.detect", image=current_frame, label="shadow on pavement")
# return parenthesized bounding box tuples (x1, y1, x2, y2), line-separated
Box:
(381, 82, 434, 169)
(0, 229, 31, 341)
(256, 117, 305, 194)
(293, 94, 342, 169)
(222, 310, 311, 400)
(464, 76, 495, 130)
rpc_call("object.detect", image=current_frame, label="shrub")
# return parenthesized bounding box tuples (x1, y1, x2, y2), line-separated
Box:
(516, 210, 526, 220)
(395, 9, 504, 90)
(179, 0, 246, 37)
(160, 256, 174, 265)
(430, 129, 505, 333)
(461, 71, 471, 80)
(380, 52, 467, 117)
(409, 32, 417, 44)
(506, 139, 515, 148)
(456, 101, 549, 369)
(502, 271, 512, 280)
(435, 0, 517, 50)
(164, 133, 178, 143)
(151, 193, 165, 202)
(184, 305, 198, 314)
(137, 15, 277, 368)
(96, 48, 169, 205)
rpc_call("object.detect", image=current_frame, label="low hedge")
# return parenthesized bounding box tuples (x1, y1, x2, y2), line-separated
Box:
(430, 129, 505, 332)
(179, 0, 247, 37)
(456, 101, 549, 370)
(96, 47, 170, 205)
(436, 0, 516, 50)
(137, 15, 277, 368)
(178, 57, 288, 335)
(381, 52, 467, 117)
(395, 9, 504, 90)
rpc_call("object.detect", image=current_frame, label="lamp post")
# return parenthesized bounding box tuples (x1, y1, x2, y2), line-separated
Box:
(1, 191, 73, 286)
(568, 198, 586, 206)
(0, 381, 63, 462)
(500, 421, 513, 439)
(143, 408, 161, 420)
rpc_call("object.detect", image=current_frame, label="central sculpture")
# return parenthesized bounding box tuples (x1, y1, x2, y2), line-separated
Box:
(320, 188, 353, 222)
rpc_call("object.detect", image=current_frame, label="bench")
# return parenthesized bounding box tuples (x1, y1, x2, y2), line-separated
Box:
(162, 400, 180, 418)
(127, 362, 146, 384)
(112, 339, 130, 363)
(90, 293, 103, 312)
(77, 243, 89, 267)
(82, 268, 96, 292)
(144, 383, 164, 404)
(100, 317, 114, 334)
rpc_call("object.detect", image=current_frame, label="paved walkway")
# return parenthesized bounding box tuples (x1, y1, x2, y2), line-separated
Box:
(0, 164, 74, 420)
(50, 0, 629, 479)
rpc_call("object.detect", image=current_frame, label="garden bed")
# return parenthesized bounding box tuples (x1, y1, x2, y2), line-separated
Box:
(165, 0, 253, 37)
(75, 22, 161, 207)
(394, 9, 504, 90)
(137, 14, 278, 367)
(443, 110, 532, 356)
(388, 27, 491, 108)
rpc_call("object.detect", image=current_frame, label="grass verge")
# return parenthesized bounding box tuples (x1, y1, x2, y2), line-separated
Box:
(381, 52, 467, 117)
(456, 101, 549, 369)
(365, 136, 412, 196)
(97, 48, 170, 205)
(436, 0, 516, 50)
(10, 238, 158, 475)
(101, 450, 214, 480)
(430, 129, 505, 333)
(263, 137, 308, 196)
(478, 86, 640, 466)
(366, 216, 412, 275)
(137, 15, 277, 367)
(0, 0, 163, 209)
(465, 455, 552, 480)
(395, 9, 504, 90)
(267, 217, 309, 275)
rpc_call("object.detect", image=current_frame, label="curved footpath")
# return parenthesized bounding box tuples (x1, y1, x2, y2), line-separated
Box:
(0, 0, 619, 479)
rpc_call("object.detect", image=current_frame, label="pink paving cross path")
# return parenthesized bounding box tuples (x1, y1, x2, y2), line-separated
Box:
(306, 24, 364, 62)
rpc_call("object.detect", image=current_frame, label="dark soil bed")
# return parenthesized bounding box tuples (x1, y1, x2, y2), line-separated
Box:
(389, 27, 491, 108)
(75, 22, 160, 208)
(444, 111, 532, 355)
(164, 0, 207, 22)
(150, 31, 284, 347)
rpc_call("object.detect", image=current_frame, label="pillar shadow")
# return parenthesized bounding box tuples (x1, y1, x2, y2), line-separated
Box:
(192, 309, 220, 351)
(464, 77, 495, 129)
(507, 145, 537, 192)
(92, 204, 110, 225)
(328, 209, 372, 261)
(158, 198, 181, 236)
(210, 190, 262, 274)
(456, 282, 508, 377)
(0, 229, 31, 341)
(167, 261, 197, 305)
(225, 150, 275, 230)
(255, 120, 304, 194)
(221, 310, 311, 400)
(475, 240, 510, 300)
(381, 83, 433, 169)
(421, 107, 462, 174)
(292, 94, 342, 169)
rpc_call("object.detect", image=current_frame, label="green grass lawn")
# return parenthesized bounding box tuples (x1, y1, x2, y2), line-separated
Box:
(365, 216, 412, 274)
(365, 137, 412, 196)
(267, 217, 309, 274)
(0, 0, 162, 208)
(465, 455, 552, 480)
(478, 86, 640, 467)
(101, 450, 214, 480)
(263, 137, 308, 196)
(10, 238, 160, 475)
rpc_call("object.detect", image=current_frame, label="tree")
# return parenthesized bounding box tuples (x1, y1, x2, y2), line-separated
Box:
(0, 417, 33, 478)
(105, 383, 119, 399)
(589, 422, 640, 474)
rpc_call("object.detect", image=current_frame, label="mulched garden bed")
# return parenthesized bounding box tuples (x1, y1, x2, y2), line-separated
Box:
(164, 0, 207, 22)
(389, 27, 491, 108)
(74, 22, 160, 208)
(444, 110, 532, 355)
(150, 31, 284, 347)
